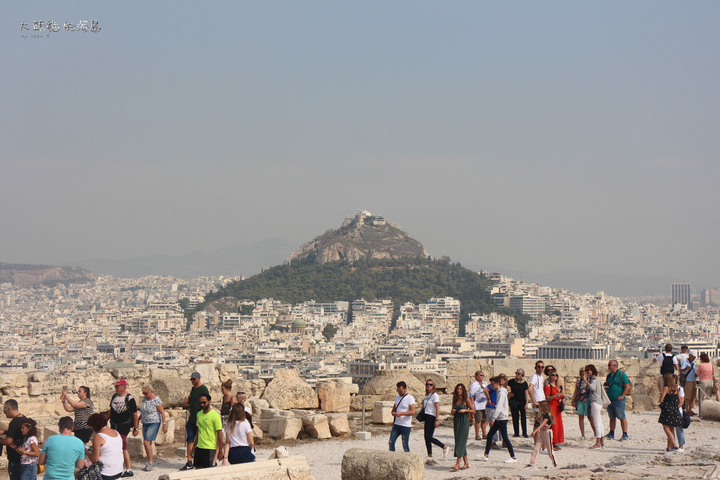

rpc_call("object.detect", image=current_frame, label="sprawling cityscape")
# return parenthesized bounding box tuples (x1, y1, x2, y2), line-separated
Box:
(2, 272, 718, 386)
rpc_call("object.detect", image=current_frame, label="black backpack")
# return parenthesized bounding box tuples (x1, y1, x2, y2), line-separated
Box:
(660, 354, 675, 375)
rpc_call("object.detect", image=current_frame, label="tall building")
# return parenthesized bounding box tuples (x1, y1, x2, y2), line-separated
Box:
(671, 282, 691, 308)
(700, 288, 720, 307)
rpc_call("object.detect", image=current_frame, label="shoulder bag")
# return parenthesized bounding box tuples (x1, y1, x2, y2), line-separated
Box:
(416, 395, 427, 422)
(600, 381, 611, 408)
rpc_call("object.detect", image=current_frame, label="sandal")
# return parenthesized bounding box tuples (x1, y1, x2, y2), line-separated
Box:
(450, 466, 461, 471)
(589, 444, 602, 449)
(460, 465, 470, 470)
(475, 436, 482, 440)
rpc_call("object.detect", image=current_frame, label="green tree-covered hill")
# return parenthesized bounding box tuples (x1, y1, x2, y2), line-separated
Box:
(201, 257, 529, 334)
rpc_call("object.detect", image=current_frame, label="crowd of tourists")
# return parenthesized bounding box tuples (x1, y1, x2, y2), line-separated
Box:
(0, 371, 255, 480)
(391, 346, 717, 471)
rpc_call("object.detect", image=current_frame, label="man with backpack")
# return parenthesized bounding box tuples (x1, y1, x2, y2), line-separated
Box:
(106, 379, 139, 478)
(653, 344, 678, 393)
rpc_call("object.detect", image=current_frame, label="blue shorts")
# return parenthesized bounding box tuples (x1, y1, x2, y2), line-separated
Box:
(185, 421, 198, 443)
(576, 400, 590, 416)
(607, 399, 626, 420)
(143, 422, 160, 442)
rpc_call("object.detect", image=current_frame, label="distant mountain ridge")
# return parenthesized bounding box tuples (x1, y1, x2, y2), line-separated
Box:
(287, 210, 428, 265)
(0, 262, 95, 286)
(72, 238, 296, 278)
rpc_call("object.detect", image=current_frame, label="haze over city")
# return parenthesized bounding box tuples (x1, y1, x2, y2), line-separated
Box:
(2, 1, 719, 295)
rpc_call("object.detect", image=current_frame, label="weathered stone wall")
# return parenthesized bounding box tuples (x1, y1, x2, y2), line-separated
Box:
(2, 359, 718, 419)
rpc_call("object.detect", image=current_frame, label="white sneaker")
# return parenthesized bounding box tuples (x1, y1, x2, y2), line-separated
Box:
(678, 447, 685, 453)
(504, 458, 518, 463)
(442, 446, 450, 459)
(475, 454, 489, 461)
(540, 448, 547, 454)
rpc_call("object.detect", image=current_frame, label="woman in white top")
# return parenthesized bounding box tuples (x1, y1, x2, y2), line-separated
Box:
(87, 413, 124, 480)
(422, 379, 449, 464)
(222, 403, 255, 465)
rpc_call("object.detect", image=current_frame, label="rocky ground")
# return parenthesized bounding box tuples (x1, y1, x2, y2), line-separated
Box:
(2, 411, 718, 479)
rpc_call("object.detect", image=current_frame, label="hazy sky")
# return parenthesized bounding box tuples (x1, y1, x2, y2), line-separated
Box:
(2, 2, 719, 287)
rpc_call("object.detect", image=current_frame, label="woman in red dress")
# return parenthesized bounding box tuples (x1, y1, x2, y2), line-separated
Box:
(544, 368, 565, 449)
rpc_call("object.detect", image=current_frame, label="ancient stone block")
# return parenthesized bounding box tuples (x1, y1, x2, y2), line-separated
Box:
(341, 448, 424, 480)
(371, 401, 394, 424)
(302, 414, 331, 439)
(327, 413, 350, 436)
(317, 380, 350, 412)
(261, 369, 318, 410)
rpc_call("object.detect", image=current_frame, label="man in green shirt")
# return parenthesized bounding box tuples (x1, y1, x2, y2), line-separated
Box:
(180, 371, 210, 471)
(192, 394, 224, 469)
(604, 359, 631, 441)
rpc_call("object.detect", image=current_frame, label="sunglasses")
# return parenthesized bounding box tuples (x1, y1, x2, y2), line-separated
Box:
(536, 366, 544, 369)
(426, 383, 434, 386)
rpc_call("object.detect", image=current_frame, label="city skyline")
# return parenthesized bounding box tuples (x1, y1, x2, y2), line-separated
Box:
(2, 2, 719, 290)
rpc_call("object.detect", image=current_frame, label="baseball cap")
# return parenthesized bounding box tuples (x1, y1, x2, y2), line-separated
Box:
(191, 372, 201, 379)
(113, 379, 128, 386)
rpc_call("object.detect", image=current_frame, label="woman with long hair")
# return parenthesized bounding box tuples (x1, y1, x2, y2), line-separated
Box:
(223, 403, 255, 465)
(544, 370, 565, 449)
(529, 401, 557, 467)
(450, 383, 474, 471)
(421, 379, 449, 465)
(585, 364, 605, 449)
(658, 373, 682, 452)
(571, 368, 595, 440)
(14, 419, 39, 480)
(220, 379, 236, 423)
(60, 385, 94, 444)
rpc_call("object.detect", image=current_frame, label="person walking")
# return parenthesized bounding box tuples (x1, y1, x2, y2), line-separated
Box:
(180, 371, 209, 471)
(192, 394, 224, 468)
(478, 376, 517, 464)
(528, 401, 557, 468)
(544, 369, 565, 449)
(139, 386, 167, 471)
(421, 379, 449, 465)
(604, 360, 630, 441)
(388, 382, 416, 453)
(106, 379, 139, 478)
(60, 386, 94, 444)
(450, 383, 474, 471)
(585, 365, 605, 449)
(507, 369, 528, 438)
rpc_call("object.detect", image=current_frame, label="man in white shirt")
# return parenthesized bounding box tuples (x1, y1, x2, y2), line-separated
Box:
(468, 371, 488, 440)
(389, 381, 416, 452)
(528, 360, 546, 412)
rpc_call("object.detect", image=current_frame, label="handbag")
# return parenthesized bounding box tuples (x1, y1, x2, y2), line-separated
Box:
(76, 461, 103, 480)
(558, 399, 565, 412)
(600, 384, 611, 408)
(681, 409, 691, 429)
(416, 395, 427, 422)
